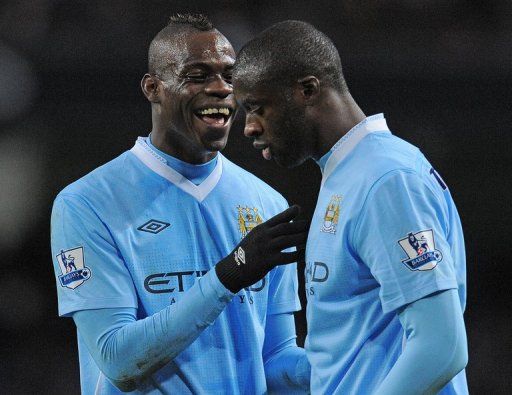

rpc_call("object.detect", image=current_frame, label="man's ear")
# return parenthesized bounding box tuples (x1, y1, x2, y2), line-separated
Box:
(298, 76, 320, 103)
(141, 74, 160, 103)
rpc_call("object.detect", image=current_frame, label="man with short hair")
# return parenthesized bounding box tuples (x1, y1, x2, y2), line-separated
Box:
(234, 20, 468, 394)
(51, 14, 310, 394)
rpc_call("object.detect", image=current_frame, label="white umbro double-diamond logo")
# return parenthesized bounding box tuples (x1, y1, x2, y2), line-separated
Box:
(137, 219, 170, 234)
(234, 247, 246, 265)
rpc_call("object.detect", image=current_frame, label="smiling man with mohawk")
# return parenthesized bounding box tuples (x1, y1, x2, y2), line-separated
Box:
(50, 14, 310, 394)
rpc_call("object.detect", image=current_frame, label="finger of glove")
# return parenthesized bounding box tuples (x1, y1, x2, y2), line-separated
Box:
(274, 250, 305, 265)
(264, 205, 301, 227)
(269, 219, 309, 237)
(270, 232, 309, 252)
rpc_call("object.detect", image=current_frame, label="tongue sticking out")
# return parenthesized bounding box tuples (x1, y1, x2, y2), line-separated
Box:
(262, 147, 272, 160)
(199, 114, 225, 126)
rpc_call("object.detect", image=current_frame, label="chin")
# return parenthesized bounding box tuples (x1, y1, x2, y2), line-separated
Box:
(203, 138, 228, 153)
(274, 153, 306, 169)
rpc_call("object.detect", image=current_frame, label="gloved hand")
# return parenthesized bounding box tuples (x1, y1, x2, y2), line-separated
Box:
(215, 205, 308, 293)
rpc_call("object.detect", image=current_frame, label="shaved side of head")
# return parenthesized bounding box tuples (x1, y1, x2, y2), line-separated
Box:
(148, 13, 215, 78)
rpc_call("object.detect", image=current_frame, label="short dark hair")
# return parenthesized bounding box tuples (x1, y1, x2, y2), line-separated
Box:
(234, 20, 347, 93)
(148, 13, 215, 75)
(168, 13, 213, 31)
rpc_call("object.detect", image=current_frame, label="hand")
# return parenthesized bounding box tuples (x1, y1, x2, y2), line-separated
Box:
(215, 205, 308, 293)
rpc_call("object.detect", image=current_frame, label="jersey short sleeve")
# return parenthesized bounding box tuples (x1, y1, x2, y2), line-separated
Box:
(353, 169, 458, 313)
(51, 193, 138, 317)
(266, 263, 301, 315)
(265, 197, 301, 316)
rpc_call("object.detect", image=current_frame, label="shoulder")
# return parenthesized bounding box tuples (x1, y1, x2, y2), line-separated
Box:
(221, 155, 288, 208)
(55, 150, 137, 209)
(329, 132, 430, 191)
(360, 132, 423, 176)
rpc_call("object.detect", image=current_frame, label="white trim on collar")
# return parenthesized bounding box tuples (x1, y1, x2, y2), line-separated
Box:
(321, 114, 391, 188)
(130, 137, 223, 202)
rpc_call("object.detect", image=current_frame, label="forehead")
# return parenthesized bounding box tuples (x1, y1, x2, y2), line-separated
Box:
(176, 30, 235, 68)
(234, 78, 276, 105)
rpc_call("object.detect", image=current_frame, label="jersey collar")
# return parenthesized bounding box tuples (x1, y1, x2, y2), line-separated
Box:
(130, 137, 223, 202)
(321, 114, 391, 188)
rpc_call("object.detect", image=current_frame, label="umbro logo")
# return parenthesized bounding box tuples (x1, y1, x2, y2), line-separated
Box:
(137, 219, 170, 234)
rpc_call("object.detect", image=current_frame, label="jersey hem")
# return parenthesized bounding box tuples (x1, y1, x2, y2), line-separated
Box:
(267, 298, 301, 315)
(381, 279, 458, 314)
(58, 296, 138, 317)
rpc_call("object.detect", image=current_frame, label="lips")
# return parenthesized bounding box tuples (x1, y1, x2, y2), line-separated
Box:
(253, 142, 272, 160)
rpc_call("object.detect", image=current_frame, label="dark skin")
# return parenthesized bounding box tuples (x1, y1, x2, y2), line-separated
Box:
(234, 75, 366, 168)
(141, 29, 236, 164)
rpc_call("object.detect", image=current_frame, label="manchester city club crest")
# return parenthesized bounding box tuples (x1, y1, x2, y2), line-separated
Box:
(398, 229, 443, 271)
(237, 206, 263, 238)
(56, 246, 91, 289)
(321, 195, 342, 234)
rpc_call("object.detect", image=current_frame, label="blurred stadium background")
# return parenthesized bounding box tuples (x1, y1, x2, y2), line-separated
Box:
(1, 1, 511, 393)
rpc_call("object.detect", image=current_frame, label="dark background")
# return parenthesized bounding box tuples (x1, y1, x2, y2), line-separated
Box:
(1, 1, 511, 393)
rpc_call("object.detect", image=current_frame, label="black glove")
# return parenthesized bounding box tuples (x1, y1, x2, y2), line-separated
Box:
(215, 205, 308, 293)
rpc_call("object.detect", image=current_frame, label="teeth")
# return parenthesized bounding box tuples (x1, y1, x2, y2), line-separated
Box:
(198, 108, 230, 116)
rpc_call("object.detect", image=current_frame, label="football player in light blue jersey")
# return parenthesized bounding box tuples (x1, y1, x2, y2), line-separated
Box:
(234, 20, 468, 394)
(50, 14, 310, 394)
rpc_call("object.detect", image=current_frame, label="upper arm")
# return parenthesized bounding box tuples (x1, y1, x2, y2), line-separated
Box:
(353, 170, 458, 313)
(375, 289, 468, 395)
(399, 289, 468, 387)
(50, 194, 138, 317)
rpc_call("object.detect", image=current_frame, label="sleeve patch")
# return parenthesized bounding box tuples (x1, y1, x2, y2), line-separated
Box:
(397, 229, 443, 271)
(56, 246, 92, 289)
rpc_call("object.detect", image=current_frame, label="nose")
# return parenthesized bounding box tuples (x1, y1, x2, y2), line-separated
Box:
(244, 114, 263, 138)
(204, 75, 232, 98)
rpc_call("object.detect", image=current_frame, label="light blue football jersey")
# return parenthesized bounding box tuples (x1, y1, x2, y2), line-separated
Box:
(50, 137, 300, 395)
(305, 114, 468, 394)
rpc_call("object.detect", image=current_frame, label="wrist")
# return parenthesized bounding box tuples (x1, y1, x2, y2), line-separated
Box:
(215, 254, 243, 294)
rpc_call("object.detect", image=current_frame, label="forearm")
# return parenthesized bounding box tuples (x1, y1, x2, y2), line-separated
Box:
(375, 289, 468, 395)
(263, 313, 310, 393)
(265, 342, 310, 393)
(74, 270, 233, 391)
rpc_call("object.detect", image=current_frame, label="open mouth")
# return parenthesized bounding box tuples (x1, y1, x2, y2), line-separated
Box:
(194, 107, 234, 127)
(254, 142, 272, 160)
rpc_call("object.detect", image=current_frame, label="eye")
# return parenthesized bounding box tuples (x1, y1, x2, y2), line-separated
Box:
(246, 104, 263, 116)
(223, 72, 233, 84)
(185, 73, 207, 82)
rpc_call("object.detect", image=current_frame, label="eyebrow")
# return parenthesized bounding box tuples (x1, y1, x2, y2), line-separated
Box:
(181, 60, 234, 70)
(240, 98, 262, 109)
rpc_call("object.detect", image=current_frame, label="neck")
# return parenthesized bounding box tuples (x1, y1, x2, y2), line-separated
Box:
(150, 114, 217, 165)
(312, 91, 365, 160)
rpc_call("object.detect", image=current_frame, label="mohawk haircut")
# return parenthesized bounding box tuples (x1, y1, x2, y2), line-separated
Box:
(234, 20, 348, 93)
(168, 13, 213, 31)
(148, 13, 215, 76)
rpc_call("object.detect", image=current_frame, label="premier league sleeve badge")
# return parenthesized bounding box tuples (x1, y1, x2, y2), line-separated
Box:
(56, 246, 91, 289)
(398, 229, 443, 271)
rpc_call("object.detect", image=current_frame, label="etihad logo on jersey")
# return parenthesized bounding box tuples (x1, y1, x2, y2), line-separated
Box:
(56, 246, 91, 289)
(144, 271, 266, 294)
(398, 229, 443, 271)
(237, 205, 263, 238)
(321, 195, 342, 234)
(305, 261, 329, 296)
